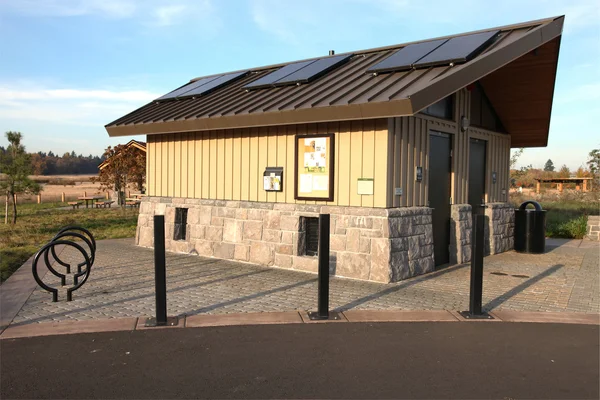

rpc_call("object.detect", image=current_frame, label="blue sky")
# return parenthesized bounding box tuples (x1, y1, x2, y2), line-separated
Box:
(0, 0, 598, 170)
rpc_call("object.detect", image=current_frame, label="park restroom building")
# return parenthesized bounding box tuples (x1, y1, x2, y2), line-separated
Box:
(106, 16, 563, 283)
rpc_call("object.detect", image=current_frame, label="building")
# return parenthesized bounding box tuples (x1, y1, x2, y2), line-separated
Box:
(105, 16, 563, 283)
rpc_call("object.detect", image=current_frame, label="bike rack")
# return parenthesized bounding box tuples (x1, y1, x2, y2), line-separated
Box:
(31, 226, 96, 302)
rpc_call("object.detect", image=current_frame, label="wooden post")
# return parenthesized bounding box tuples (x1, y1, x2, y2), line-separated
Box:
(105, 192, 109, 199)
(583, 180, 588, 192)
(536, 181, 541, 194)
(61, 192, 65, 202)
(37, 194, 41, 204)
(557, 183, 563, 193)
(84, 191, 87, 197)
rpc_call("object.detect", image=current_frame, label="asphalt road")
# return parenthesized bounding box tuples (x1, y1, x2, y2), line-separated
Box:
(1, 322, 598, 399)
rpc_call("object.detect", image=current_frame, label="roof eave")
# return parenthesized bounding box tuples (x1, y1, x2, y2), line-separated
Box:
(105, 98, 414, 137)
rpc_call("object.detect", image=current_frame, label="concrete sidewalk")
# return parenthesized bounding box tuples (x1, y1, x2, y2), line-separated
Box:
(2, 238, 598, 331)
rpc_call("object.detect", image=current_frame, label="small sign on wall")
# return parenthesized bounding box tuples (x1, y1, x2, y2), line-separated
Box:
(263, 167, 283, 192)
(492, 171, 497, 184)
(395, 187, 403, 196)
(416, 166, 423, 182)
(357, 178, 374, 195)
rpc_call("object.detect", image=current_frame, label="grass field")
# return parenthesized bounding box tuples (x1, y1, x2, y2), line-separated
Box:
(0, 202, 139, 282)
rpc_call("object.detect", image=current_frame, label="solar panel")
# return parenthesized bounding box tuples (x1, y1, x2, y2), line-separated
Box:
(413, 30, 499, 68)
(367, 39, 447, 73)
(244, 60, 314, 90)
(178, 71, 248, 98)
(274, 54, 352, 85)
(155, 76, 219, 101)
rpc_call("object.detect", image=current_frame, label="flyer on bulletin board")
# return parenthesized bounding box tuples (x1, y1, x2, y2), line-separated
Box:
(295, 134, 334, 200)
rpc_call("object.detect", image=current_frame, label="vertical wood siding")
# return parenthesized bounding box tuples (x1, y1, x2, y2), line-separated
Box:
(146, 119, 389, 207)
(388, 88, 511, 207)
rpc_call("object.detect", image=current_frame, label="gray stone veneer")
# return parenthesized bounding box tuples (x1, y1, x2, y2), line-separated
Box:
(586, 215, 599, 241)
(485, 202, 515, 254)
(450, 204, 472, 264)
(136, 197, 434, 283)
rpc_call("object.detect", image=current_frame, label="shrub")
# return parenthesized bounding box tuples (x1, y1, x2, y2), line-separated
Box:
(546, 214, 588, 239)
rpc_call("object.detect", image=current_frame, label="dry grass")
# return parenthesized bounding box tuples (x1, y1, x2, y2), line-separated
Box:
(0, 202, 139, 282)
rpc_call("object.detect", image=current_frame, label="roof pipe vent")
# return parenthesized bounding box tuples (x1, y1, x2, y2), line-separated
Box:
(329, 50, 335, 56)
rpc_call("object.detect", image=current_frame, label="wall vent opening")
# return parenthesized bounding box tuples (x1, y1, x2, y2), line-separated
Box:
(174, 208, 188, 241)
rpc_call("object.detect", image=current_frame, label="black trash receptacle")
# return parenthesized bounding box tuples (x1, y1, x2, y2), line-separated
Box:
(514, 201, 546, 253)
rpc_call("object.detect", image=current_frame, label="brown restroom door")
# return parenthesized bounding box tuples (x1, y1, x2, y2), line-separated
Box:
(468, 139, 487, 216)
(428, 132, 452, 266)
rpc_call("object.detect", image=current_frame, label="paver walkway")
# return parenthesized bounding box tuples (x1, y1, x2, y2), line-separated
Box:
(6, 238, 599, 326)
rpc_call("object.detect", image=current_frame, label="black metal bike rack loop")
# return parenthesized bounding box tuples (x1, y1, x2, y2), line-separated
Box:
(31, 225, 96, 302)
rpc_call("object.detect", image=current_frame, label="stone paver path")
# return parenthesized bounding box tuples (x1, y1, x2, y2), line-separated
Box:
(9, 238, 599, 326)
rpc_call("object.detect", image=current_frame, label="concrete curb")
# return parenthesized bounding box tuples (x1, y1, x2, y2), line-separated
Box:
(1, 310, 598, 340)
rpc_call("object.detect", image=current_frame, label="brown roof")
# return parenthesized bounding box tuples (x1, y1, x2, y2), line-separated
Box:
(105, 16, 563, 147)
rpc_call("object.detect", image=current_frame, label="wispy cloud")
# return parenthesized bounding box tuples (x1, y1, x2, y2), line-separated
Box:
(0, 83, 158, 126)
(0, 0, 218, 28)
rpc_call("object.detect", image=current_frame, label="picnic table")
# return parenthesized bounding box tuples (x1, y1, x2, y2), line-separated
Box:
(78, 196, 105, 209)
(125, 197, 141, 207)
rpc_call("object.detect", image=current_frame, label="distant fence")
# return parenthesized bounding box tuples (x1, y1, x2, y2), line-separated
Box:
(0, 191, 116, 205)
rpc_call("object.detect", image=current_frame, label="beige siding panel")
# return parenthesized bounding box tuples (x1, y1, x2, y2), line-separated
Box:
(249, 130, 259, 201)
(201, 132, 210, 198)
(361, 120, 375, 208)
(240, 134, 250, 201)
(373, 120, 388, 208)
(148, 137, 156, 196)
(349, 121, 363, 207)
(193, 133, 201, 198)
(232, 130, 241, 201)
(257, 128, 268, 202)
(337, 122, 351, 206)
(224, 131, 233, 200)
(180, 134, 188, 198)
(146, 119, 390, 206)
(267, 128, 278, 203)
(209, 132, 217, 198)
(285, 127, 296, 203)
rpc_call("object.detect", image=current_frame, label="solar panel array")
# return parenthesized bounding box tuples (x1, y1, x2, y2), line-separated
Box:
(156, 71, 249, 101)
(368, 30, 499, 74)
(244, 54, 352, 90)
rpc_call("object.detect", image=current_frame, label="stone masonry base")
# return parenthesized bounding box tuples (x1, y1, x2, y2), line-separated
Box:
(135, 198, 513, 283)
(587, 215, 600, 241)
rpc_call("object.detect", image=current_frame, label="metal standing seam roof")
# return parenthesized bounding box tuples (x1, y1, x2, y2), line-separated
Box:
(105, 16, 563, 140)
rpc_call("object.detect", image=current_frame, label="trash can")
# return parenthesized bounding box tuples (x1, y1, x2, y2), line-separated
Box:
(514, 201, 546, 253)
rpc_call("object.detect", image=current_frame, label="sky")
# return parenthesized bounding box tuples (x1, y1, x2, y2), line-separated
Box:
(0, 0, 598, 170)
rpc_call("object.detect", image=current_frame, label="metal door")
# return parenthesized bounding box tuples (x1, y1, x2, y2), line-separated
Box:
(468, 139, 487, 216)
(428, 132, 452, 266)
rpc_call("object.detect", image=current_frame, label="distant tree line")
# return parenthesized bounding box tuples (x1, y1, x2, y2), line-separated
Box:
(0, 147, 104, 175)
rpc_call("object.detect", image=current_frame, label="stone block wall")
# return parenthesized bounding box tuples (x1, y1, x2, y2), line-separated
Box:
(485, 202, 515, 254)
(586, 215, 600, 241)
(136, 197, 433, 283)
(450, 204, 472, 264)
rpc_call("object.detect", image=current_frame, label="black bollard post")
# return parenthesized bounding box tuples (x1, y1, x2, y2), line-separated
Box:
(145, 215, 178, 327)
(308, 214, 340, 321)
(460, 213, 493, 319)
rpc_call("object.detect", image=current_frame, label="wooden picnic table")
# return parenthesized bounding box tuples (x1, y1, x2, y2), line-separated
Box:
(78, 196, 105, 209)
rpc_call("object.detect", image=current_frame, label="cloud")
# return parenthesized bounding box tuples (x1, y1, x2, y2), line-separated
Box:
(0, 83, 159, 126)
(154, 5, 187, 27)
(0, 0, 217, 28)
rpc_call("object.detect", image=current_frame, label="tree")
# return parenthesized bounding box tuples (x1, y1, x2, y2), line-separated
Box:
(510, 148, 524, 169)
(0, 132, 41, 224)
(543, 159, 555, 172)
(557, 164, 570, 178)
(92, 144, 146, 206)
(588, 149, 600, 175)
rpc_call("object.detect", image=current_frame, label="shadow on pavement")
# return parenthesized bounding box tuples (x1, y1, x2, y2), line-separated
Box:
(484, 264, 563, 310)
